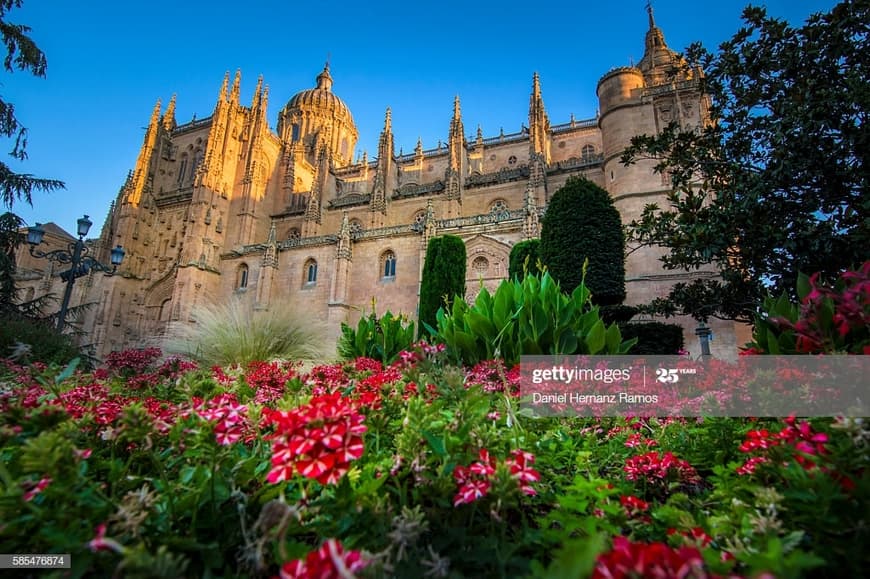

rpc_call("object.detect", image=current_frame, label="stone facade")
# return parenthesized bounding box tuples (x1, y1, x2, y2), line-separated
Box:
(16, 8, 747, 359)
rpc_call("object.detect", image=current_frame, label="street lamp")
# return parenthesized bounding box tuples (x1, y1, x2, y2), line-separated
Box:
(26, 215, 125, 332)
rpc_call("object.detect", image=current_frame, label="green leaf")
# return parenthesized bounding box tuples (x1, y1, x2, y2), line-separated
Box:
(55, 357, 80, 384)
(422, 429, 447, 457)
(586, 320, 606, 354)
(534, 533, 607, 579)
(796, 272, 811, 301)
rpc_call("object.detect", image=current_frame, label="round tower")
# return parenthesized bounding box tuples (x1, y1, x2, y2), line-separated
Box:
(277, 63, 359, 168)
(596, 66, 656, 198)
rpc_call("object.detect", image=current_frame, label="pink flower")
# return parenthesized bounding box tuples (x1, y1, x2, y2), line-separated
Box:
(22, 477, 51, 502)
(87, 523, 125, 554)
(736, 456, 769, 476)
(280, 539, 368, 579)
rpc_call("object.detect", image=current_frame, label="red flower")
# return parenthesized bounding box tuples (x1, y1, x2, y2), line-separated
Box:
(453, 448, 540, 505)
(623, 451, 700, 487)
(619, 494, 650, 516)
(593, 536, 708, 579)
(194, 393, 250, 446)
(264, 393, 366, 485)
(505, 449, 541, 496)
(280, 539, 368, 579)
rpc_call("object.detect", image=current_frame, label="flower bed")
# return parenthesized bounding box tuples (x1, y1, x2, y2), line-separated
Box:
(1, 346, 867, 578)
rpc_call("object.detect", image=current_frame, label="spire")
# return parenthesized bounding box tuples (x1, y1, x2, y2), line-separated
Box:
(252, 74, 263, 107)
(638, 2, 683, 83)
(125, 99, 161, 206)
(219, 71, 230, 100)
(371, 108, 393, 218)
(162, 94, 176, 132)
(415, 136, 423, 156)
(230, 69, 241, 103)
(383, 106, 392, 133)
(528, 72, 550, 160)
(149, 98, 162, 127)
(476, 125, 483, 145)
(447, 95, 465, 172)
(316, 61, 333, 91)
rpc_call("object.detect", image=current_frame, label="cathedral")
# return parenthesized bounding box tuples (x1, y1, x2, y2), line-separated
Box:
(16, 9, 745, 359)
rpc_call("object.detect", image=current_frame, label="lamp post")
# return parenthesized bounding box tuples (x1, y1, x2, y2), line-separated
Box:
(26, 215, 125, 332)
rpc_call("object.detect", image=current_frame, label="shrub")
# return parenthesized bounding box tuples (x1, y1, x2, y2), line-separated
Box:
(0, 313, 82, 366)
(433, 266, 635, 366)
(338, 303, 415, 365)
(618, 322, 685, 355)
(539, 176, 625, 304)
(600, 304, 639, 325)
(508, 239, 542, 280)
(164, 298, 330, 366)
(418, 235, 466, 338)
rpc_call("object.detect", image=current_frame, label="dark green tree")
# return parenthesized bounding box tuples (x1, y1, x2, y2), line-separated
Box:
(622, 1, 869, 323)
(539, 176, 625, 305)
(418, 234, 466, 337)
(508, 239, 542, 280)
(0, 0, 64, 312)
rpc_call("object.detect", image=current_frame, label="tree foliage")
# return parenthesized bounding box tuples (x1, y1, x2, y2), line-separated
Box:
(0, 0, 64, 208)
(418, 235, 466, 337)
(0, 1, 64, 313)
(508, 239, 542, 280)
(623, 1, 869, 323)
(539, 176, 625, 305)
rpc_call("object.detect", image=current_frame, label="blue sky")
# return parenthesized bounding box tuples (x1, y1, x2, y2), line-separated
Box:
(6, 0, 835, 233)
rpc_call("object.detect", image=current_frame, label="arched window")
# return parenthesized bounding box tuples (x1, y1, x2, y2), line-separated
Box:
(177, 153, 188, 185)
(381, 250, 396, 279)
(237, 264, 249, 290)
(159, 298, 172, 322)
(291, 123, 301, 142)
(304, 258, 318, 285)
(287, 228, 301, 240)
(582, 144, 596, 158)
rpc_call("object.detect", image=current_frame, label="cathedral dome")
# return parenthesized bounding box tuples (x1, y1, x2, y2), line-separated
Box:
(282, 64, 355, 127)
(278, 63, 359, 168)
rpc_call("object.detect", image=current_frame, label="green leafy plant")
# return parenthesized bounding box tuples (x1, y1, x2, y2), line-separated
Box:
(337, 301, 415, 364)
(163, 297, 330, 366)
(432, 265, 635, 366)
